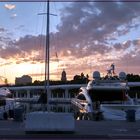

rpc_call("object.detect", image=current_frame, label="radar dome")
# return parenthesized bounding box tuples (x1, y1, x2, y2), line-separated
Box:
(119, 72, 126, 80)
(93, 71, 100, 80)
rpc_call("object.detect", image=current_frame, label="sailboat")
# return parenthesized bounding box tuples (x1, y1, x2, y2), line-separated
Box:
(25, 1, 75, 132)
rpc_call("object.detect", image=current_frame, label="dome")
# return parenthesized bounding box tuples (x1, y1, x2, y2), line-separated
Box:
(93, 71, 100, 80)
(119, 72, 126, 80)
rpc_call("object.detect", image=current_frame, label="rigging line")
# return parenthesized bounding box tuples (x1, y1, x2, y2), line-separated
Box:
(54, 3, 61, 80)
(126, 55, 128, 75)
(40, 3, 47, 81)
(50, 2, 60, 79)
(32, 2, 42, 81)
(35, 3, 47, 81)
(53, 2, 59, 61)
(38, 3, 46, 80)
(59, 2, 70, 72)
(54, 2, 59, 78)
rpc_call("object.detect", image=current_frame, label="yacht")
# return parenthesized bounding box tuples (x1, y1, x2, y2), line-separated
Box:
(0, 87, 15, 119)
(0, 87, 12, 107)
(0, 87, 11, 98)
(72, 64, 140, 120)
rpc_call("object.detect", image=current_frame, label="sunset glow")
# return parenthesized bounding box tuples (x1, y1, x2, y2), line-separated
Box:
(0, 1, 140, 84)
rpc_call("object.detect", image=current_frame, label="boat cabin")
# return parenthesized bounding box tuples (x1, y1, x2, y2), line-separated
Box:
(86, 69, 129, 102)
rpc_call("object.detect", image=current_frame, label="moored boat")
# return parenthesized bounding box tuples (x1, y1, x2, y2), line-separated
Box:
(72, 64, 140, 120)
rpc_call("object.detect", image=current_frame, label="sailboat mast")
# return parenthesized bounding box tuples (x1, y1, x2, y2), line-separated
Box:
(44, 0, 50, 95)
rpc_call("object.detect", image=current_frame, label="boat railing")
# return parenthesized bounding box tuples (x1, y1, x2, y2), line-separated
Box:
(8, 84, 86, 100)
(71, 98, 87, 112)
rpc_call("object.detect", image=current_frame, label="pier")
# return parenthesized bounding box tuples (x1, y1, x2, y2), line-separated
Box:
(0, 120, 140, 139)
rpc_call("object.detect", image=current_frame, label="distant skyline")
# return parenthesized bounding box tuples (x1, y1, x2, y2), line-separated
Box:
(0, 1, 140, 84)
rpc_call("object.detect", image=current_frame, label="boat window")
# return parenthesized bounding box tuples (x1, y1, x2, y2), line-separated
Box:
(88, 89, 125, 102)
(77, 94, 86, 100)
(0, 99, 6, 106)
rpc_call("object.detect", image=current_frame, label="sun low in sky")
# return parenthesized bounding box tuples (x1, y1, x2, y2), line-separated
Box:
(0, 1, 140, 84)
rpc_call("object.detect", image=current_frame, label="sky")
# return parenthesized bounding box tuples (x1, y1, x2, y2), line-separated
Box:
(0, 1, 140, 84)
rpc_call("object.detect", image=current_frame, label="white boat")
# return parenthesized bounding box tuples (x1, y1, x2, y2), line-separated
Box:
(0, 87, 13, 108)
(0, 87, 11, 97)
(0, 87, 16, 119)
(72, 64, 140, 120)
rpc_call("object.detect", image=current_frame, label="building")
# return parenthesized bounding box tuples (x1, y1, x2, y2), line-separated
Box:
(61, 69, 67, 82)
(15, 75, 32, 85)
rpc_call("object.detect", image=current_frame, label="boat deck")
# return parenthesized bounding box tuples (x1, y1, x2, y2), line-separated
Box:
(0, 120, 140, 139)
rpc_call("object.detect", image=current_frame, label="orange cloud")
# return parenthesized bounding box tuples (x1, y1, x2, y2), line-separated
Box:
(4, 4, 16, 10)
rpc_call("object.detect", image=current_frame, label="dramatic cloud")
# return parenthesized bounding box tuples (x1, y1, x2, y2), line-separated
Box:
(0, 34, 46, 63)
(50, 2, 140, 58)
(0, 27, 6, 32)
(4, 4, 16, 10)
(1, 1, 140, 79)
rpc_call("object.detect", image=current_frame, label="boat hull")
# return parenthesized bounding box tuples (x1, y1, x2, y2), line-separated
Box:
(101, 104, 140, 111)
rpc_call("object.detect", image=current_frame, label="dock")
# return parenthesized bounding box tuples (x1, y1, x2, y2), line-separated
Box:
(0, 120, 140, 139)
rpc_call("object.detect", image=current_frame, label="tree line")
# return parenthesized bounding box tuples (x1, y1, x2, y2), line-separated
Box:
(32, 73, 140, 85)
(4, 73, 140, 87)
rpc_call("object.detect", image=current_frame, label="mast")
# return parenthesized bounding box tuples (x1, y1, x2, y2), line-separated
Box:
(44, 0, 50, 99)
(38, 0, 56, 106)
(38, 0, 56, 105)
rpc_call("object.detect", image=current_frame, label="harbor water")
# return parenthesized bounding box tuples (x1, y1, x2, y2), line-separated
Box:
(101, 107, 140, 120)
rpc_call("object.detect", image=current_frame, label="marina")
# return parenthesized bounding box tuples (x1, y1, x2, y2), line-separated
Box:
(0, 1, 140, 139)
(0, 68, 140, 140)
(0, 82, 140, 120)
(1, 67, 140, 121)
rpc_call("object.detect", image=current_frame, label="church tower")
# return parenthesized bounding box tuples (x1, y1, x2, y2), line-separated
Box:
(61, 69, 67, 82)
